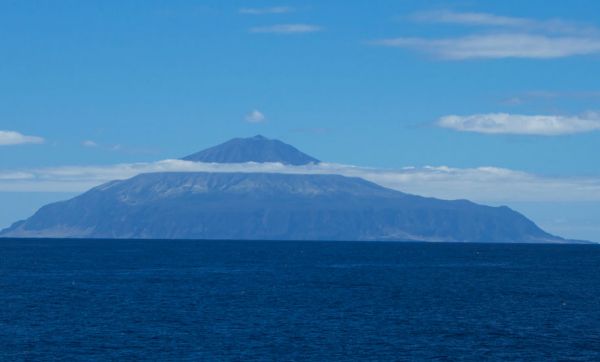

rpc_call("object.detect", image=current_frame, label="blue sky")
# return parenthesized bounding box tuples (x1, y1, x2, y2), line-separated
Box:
(1, 1, 600, 240)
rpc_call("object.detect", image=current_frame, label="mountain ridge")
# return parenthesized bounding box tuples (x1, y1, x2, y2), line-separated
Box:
(0, 172, 573, 243)
(0, 136, 585, 243)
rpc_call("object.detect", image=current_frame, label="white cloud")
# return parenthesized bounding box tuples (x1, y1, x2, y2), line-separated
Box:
(0, 172, 34, 180)
(412, 10, 531, 28)
(376, 10, 600, 59)
(239, 7, 295, 15)
(1, 160, 600, 203)
(0, 130, 44, 146)
(82, 140, 98, 147)
(372, 34, 600, 59)
(245, 110, 266, 123)
(411, 10, 599, 35)
(438, 113, 600, 135)
(249, 24, 322, 34)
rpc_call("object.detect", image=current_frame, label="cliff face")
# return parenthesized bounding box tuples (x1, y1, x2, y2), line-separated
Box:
(0, 172, 565, 243)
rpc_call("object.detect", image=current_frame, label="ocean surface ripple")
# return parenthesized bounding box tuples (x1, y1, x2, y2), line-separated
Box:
(1, 239, 599, 361)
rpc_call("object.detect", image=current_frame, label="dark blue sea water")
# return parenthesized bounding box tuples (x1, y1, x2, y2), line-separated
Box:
(1, 239, 599, 361)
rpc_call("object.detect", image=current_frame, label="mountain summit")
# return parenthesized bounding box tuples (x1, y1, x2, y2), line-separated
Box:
(182, 135, 320, 165)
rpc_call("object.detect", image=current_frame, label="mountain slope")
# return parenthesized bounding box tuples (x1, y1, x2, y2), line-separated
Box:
(182, 135, 319, 165)
(0, 172, 566, 243)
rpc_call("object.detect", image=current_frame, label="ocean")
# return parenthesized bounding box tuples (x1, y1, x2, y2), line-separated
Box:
(1, 239, 599, 361)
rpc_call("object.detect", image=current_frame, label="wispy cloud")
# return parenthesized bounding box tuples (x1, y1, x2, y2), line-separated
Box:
(249, 24, 322, 34)
(412, 10, 531, 28)
(437, 113, 600, 135)
(80, 140, 158, 155)
(1, 160, 600, 203)
(245, 110, 266, 123)
(411, 10, 598, 35)
(0, 130, 44, 146)
(82, 140, 98, 148)
(239, 6, 295, 15)
(375, 10, 600, 59)
(502, 91, 600, 105)
(373, 34, 600, 59)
